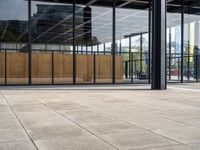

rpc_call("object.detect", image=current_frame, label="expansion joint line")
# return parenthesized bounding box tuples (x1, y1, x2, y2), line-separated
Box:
(38, 100, 119, 150)
(0, 91, 39, 150)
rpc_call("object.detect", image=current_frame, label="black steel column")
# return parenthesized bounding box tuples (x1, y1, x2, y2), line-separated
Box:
(112, 0, 116, 84)
(131, 53, 133, 83)
(194, 46, 198, 82)
(81, 44, 83, 54)
(28, 0, 32, 85)
(125, 61, 128, 79)
(187, 43, 190, 80)
(140, 34, 143, 75)
(152, 0, 166, 90)
(178, 57, 180, 80)
(93, 52, 96, 84)
(129, 37, 131, 79)
(169, 28, 172, 80)
(197, 52, 200, 82)
(181, 0, 184, 83)
(73, 0, 76, 84)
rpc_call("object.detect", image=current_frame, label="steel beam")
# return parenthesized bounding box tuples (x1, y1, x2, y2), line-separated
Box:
(151, 0, 167, 90)
(112, 0, 116, 84)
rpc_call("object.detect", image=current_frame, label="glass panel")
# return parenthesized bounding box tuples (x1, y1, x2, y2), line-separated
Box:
(31, 1, 73, 84)
(184, 2, 200, 82)
(116, 0, 149, 84)
(74, 1, 112, 84)
(167, 4, 181, 82)
(0, 0, 28, 84)
(74, 4, 94, 84)
(94, 4, 112, 83)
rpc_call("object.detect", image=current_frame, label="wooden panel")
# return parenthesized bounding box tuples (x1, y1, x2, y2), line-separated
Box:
(32, 52, 52, 84)
(115, 55, 123, 79)
(95, 55, 123, 83)
(87, 55, 94, 82)
(31, 53, 38, 79)
(75, 54, 94, 83)
(54, 53, 73, 84)
(64, 54, 73, 79)
(7, 52, 28, 84)
(95, 55, 100, 79)
(101, 55, 112, 79)
(76, 55, 87, 82)
(1, 52, 123, 85)
(54, 53, 64, 78)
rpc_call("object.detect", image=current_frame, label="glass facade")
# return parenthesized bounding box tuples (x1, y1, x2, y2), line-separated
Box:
(116, 3, 149, 84)
(0, 0, 199, 85)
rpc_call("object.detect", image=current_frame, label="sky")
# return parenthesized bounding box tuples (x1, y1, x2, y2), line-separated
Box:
(0, 0, 28, 20)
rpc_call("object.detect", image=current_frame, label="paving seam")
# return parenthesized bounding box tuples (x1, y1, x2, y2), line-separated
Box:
(82, 106, 184, 145)
(0, 91, 39, 150)
(131, 143, 183, 150)
(38, 100, 119, 150)
(163, 116, 200, 129)
(136, 141, 200, 150)
(40, 98, 183, 148)
(48, 98, 183, 146)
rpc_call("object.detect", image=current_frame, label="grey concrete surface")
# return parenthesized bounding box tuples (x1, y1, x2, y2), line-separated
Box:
(0, 83, 200, 150)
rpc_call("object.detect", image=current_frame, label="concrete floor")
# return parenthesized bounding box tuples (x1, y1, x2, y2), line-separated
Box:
(0, 83, 200, 150)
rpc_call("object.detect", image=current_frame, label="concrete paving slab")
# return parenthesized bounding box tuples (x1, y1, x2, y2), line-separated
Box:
(0, 83, 200, 150)
(129, 118, 186, 131)
(35, 135, 117, 150)
(0, 119, 22, 129)
(68, 114, 119, 125)
(46, 102, 88, 112)
(59, 109, 98, 117)
(145, 143, 200, 150)
(100, 131, 178, 150)
(0, 141, 37, 150)
(11, 104, 51, 113)
(82, 122, 143, 135)
(0, 129, 29, 143)
(153, 126, 200, 144)
(27, 125, 90, 140)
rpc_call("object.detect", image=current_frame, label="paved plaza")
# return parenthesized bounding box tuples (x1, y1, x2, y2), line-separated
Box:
(0, 83, 200, 150)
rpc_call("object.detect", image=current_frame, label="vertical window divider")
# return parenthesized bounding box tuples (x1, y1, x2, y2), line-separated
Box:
(73, 0, 76, 85)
